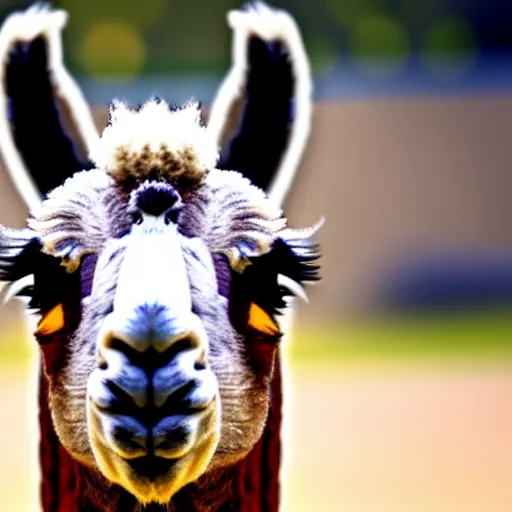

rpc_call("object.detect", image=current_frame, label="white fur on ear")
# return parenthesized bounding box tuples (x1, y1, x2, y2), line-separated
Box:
(0, 4, 99, 211)
(207, 2, 312, 208)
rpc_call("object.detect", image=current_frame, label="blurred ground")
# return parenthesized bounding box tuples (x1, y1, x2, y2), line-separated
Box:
(284, 365, 512, 512)
(0, 315, 511, 511)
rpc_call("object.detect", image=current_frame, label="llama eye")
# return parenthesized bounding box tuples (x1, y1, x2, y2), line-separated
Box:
(225, 251, 283, 337)
(25, 246, 83, 334)
(223, 233, 320, 337)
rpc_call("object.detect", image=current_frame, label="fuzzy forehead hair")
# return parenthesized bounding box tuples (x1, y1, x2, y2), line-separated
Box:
(90, 99, 219, 188)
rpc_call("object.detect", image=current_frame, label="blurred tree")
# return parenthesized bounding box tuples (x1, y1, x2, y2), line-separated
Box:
(0, 0, 510, 82)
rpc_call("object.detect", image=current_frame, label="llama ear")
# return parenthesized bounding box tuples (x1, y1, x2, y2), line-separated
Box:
(207, 2, 312, 207)
(0, 5, 99, 212)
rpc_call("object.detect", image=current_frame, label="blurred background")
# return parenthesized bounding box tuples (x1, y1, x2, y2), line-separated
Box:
(1, 0, 512, 510)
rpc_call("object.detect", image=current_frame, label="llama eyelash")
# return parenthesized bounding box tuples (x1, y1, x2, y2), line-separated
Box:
(228, 230, 321, 321)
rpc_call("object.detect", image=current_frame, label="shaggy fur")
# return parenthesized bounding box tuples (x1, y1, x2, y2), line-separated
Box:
(92, 101, 217, 190)
(29, 165, 286, 274)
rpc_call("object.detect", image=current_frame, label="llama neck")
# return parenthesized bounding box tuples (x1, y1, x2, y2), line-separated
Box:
(39, 354, 282, 512)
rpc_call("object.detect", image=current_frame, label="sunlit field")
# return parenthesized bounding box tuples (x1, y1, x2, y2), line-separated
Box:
(0, 311, 511, 511)
(291, 311, 512, 368)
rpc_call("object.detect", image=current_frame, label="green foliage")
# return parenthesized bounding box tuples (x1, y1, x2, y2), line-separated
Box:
(290, 312, 512, 368)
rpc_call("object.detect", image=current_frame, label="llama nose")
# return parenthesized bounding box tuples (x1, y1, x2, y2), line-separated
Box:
(94, 308, 210, 408)
(90, 309, 216, 461)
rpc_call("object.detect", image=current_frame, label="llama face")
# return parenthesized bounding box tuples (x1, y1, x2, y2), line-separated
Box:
(0, 2, 320, 508)
(43, 189, 272, 503)
(0, 100, 319, 504)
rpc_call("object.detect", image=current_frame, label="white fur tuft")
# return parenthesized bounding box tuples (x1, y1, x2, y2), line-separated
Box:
(91, 99, 219, 184)
(228, 2, 301, 52)
(0, 4, 99, 211)
(208, 1, 312, 208)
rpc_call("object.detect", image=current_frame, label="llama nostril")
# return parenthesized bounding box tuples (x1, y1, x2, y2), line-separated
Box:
(107, 336, 142, 364)
(157, 335, 199, 366)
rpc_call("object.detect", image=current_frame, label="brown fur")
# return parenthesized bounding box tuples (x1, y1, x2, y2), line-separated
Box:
(112, 145, 206, 192)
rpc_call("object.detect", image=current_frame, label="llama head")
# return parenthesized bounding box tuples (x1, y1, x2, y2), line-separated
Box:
(0, 2, 320, 507)
(0, 99, 319, 504)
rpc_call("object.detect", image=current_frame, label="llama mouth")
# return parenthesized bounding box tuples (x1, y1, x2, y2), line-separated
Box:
(89, 400, 216, 460)
(126, 455, 179, 482)
(89, 397, 220, 502)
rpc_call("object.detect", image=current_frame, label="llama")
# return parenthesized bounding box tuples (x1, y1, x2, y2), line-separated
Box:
(0, 3, 320, 511)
